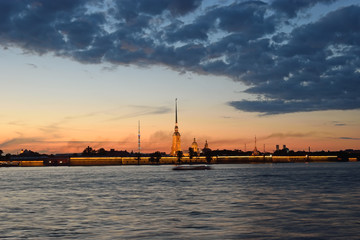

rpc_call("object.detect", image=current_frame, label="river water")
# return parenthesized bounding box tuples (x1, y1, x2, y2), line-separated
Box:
(0, 162, 359, 239)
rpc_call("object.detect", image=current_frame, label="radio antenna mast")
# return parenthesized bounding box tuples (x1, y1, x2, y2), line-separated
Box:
(138, 120, 141, 155)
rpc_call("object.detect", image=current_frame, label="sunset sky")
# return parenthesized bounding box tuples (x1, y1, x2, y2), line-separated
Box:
(0, 0, 359, 154)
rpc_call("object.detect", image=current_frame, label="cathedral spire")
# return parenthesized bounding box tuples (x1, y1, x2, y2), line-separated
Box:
(171, 98, 181, 156)
(175, 98, 178, 125)
(174, 98, 179, 133)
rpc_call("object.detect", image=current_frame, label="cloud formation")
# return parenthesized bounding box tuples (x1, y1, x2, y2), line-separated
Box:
(0, 137, 46, 149)
(339, 137, 360, 140)
(263, 132, 324, 140)
(0, 137, 137, 154)
(0, 0, 359, 114)
(108, 105, 171, 121)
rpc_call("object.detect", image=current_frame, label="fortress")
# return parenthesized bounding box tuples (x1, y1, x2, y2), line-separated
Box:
(2, 99, 357, 167)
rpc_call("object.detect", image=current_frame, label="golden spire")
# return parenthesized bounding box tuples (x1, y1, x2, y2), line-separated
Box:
(175, 98, 178, 125)
(171, 98, 181, 156)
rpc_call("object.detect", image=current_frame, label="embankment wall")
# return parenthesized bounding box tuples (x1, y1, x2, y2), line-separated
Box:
(14, 155, 348, 166)
(19, 161, 44, 167)
(215, 155, 339, 164)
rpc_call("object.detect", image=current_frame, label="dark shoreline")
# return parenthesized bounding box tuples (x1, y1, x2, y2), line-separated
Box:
(1, 155, 357, 167)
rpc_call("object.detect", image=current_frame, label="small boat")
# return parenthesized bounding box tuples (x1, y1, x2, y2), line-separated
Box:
(172, 165, 212, 171)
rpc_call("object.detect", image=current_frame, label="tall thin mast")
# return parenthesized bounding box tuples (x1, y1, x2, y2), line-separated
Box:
(138, 120, 141, 155)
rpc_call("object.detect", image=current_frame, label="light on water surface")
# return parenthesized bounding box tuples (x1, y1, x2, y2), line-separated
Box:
(0, 163, 359, 239)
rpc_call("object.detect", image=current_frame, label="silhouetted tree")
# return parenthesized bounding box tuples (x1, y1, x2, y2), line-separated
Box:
(82, 146, 96, 156)
(149, 151, 162, 164)
(136, 152, 141, 165)
(149, 155, 155, 164)
(97, 148, 107, 156)
(19, 149, 40, 157)
(177, 151, 183, 165)
(154, 151, 161, 164)
(204, 149, 213, 164)
(202, 145, 212, 157)
(337, 151, 349, 161)
(188, 147, 194, 162)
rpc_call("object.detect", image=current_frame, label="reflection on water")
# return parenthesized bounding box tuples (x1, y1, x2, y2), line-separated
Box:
(1, 163, 359, 239)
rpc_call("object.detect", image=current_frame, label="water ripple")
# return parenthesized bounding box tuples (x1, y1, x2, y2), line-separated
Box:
(0, 163, 359, 239)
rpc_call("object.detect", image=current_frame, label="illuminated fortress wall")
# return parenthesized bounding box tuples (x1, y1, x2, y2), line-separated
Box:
(214, 156, 339, 164)
(14, 155, 343, 167)
(19, 161, 44, 167)
(69, 157, 122, 166)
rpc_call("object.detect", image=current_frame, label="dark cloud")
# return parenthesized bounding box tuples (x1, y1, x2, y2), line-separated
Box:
(27, 63, 38, 68)
(114, 0, 201, 18)
(339, 137, 360, 140)
(229, 97, 360, 115)
(331, 121, 347, 126)
(165, 22, 210, 43)
(165, 1, 274, 43)
(0, 0, 359, 114)
(264, 132, 321, 139)
(228, 5, 360, 114)
(271, 0, 337, 18)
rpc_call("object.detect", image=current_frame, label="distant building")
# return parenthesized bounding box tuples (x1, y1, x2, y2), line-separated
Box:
(202, 140, 211, 154)
(170, 99, 181, 156)
(204, 140, 209, 149)
(191, 138, 199, 155)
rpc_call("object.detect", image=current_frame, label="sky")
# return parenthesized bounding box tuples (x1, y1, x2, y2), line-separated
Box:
(0, 0, 359, 154)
